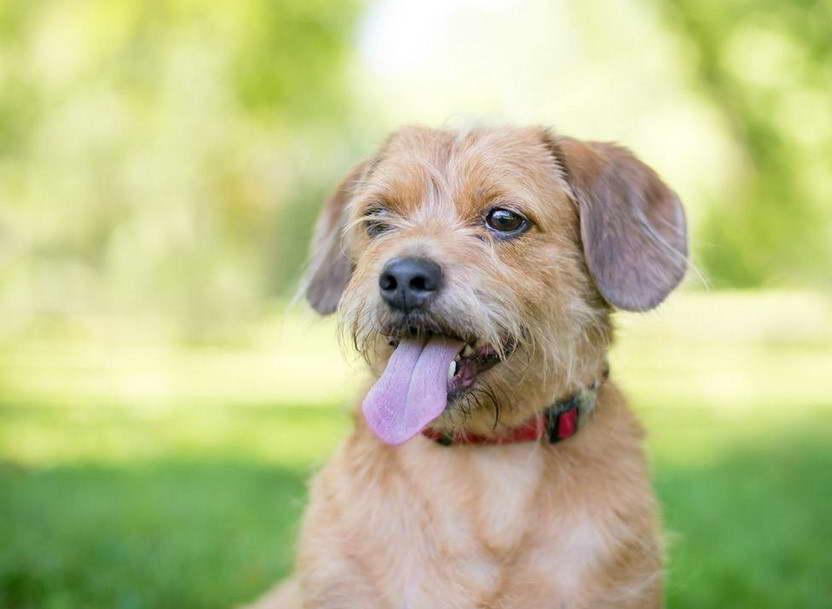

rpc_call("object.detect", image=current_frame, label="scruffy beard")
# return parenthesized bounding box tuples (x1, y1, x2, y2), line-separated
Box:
(336, 281, 613, 436)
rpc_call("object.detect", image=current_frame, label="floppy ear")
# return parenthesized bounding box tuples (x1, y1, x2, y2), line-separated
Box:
(303, 161, 370, 315)
(554, 136, 688, 312)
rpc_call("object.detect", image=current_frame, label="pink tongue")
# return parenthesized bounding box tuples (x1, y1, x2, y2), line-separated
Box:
(362, 336, 464, 445)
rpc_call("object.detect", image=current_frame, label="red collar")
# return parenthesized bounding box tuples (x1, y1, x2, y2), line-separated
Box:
(422, 373, 606, 446)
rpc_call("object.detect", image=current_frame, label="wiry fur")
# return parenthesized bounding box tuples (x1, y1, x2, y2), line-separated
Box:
(248, 125, 687, 608)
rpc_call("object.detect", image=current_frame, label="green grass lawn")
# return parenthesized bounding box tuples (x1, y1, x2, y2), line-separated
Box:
(1, 291, 831, 608)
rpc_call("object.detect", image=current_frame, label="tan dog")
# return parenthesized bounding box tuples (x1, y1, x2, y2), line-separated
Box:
(251, 125, 687, 608)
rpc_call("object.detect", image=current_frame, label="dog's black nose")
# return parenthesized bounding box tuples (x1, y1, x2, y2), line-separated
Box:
(379, 257, 443, 312)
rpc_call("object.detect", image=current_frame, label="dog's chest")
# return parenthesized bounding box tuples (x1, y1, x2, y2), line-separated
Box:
(371, 443, 605, 607)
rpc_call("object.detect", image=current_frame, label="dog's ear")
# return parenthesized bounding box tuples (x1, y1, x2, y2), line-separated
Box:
(303, 161, 370, 315)
(552, 136, 688, 312)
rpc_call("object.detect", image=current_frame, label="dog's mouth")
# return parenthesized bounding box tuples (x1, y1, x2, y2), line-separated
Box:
(361, 329, 510, 446)
(387, 336, 502, 396)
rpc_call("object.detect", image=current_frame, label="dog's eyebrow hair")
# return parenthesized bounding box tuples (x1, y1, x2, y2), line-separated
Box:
(460, 182, 539, 224)
(364, 204, 389, 215)
(360, 196, 396, 213)
(490, 198, 540, 222)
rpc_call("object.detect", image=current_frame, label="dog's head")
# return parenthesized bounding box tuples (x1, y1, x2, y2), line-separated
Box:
(303, 126, 687, 442)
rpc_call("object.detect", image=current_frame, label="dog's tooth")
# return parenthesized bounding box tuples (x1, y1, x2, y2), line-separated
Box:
(448, 360, 456, 380)
(462, 345, 474, 357)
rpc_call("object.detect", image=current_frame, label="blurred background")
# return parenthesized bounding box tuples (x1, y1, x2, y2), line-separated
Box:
(1, 0, 830, 607)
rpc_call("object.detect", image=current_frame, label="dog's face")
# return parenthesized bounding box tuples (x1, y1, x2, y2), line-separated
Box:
(304, 126, 687, 438)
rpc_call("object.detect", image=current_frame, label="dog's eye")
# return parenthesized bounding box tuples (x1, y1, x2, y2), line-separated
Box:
(366, 219, 390, 238)
(485, 208, 529, 237)
(364, 207, 391, 238)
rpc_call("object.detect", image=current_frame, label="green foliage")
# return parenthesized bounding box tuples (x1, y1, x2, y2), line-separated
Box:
(233, 0, 358, 121)
(656, 0, 832, 287)
(2, 0, 831, 340)
(0, 0, 361, 338)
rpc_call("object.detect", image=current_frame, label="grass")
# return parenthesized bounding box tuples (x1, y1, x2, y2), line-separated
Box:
(1, 290, 831, 608)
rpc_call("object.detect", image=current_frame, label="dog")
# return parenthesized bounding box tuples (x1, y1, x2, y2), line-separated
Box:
(250, 125, 687, 608)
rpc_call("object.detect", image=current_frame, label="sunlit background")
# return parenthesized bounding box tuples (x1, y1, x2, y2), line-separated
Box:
(1, 1, 831, 607)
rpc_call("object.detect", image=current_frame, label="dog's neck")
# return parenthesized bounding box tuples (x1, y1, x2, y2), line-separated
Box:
(422, 365, 609, 446)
